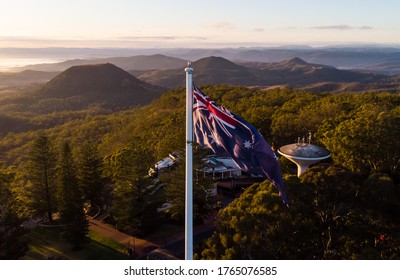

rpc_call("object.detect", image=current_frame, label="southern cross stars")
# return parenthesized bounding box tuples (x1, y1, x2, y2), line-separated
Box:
(243, 140, 252, 149)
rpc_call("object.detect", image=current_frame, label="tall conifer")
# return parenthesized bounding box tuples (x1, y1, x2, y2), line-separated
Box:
(27, 136, 57, 222)
(78, 142, 105, 209)
(57, 143, 88, 249)
(0, 165, 28, 259)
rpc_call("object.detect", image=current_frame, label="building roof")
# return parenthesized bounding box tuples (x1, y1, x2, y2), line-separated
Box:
(279, 143, 330, 159)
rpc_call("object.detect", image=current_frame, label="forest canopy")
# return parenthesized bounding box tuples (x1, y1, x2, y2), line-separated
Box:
(1, 85, 399, 259)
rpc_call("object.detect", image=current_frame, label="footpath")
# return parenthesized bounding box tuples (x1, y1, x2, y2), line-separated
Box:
(88, 217, 158, 258)
(88, 213, 217, 259)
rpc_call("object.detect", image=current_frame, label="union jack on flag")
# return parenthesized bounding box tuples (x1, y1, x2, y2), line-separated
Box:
(193, 85, 289, 206)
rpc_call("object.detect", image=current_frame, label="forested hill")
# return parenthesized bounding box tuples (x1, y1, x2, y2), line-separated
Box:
(1, 85, 399, 260)
(1, 85, 399, 180)
(38, 63, 165, 108)
(0, 63, 165, 115)
(133, 56, 263, 88)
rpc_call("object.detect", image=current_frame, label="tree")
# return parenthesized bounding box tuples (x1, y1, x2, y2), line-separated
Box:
(160, 146, 217, 224)
(57, 142, 88, 249)
(0, 164, 28, 259)
(356, 172, 400, 259)
(109, 137, 161, 236)
(299, 164, 362, 259)
(26, 136, 57, 222)
(77, 142, 105, 209)
(270, 92, 322, 146)
(199, 164, 400, 259)
(199, 174, 320, 260)
(360, 172, 400, 217)
(106, 136, 155, 182)
(319, 99, 400, 176)
(301, 165, 400, 259)
(111, 176, 161, 237)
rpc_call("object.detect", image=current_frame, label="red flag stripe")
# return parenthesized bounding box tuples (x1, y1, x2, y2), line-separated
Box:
(194, 89, 238, 128)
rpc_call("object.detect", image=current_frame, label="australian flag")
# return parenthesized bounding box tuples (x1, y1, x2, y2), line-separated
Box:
(193, 85, 289, 206)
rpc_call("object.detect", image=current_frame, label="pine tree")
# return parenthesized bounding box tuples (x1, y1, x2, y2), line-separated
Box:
(109, 137, 161, 236)
(77, 142, 105, 209)
(57, 143, 88, 249)
(0, 164, 28, 259)
(26, 136, 57, 222)
(112, 176, 160, 236)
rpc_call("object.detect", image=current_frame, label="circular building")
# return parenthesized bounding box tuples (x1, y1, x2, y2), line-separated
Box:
(278, 142, 331, 177)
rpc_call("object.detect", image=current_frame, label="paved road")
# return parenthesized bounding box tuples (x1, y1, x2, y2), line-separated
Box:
(88, 217, 158, 258)
(161, 226, 216, 258)
(88, 188, 220, 259)
(88, 214, 217, 259)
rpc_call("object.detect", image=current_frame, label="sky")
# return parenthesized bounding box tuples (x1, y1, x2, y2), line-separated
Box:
(1, 0, 400, 48)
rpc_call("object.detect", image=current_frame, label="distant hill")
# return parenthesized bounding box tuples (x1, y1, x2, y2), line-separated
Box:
(133, 56, 398, 92)
(357, 58, 400, 74)
(0, 70, 59, 88)
(133, 56, 264, 88)
(191, 56, 262, 85)
(0, 54, 400, 96)
(37, 63, 165, 108)
(0, 63, 166, 136)
(243, 57, 388, 86)
(5, 46, 400, 74)
(32, 63, 165, 111)
(15, 54, 187, 72)
(160, 47, 400, 73)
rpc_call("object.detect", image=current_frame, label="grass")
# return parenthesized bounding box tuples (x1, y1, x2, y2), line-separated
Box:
(87, 230, 127, 255)
(22, 227, 129, 260)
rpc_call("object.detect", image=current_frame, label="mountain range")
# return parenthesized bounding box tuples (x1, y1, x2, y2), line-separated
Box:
(0, 54, 186, 88)
(4, 46, 400, 74)
(0, 55, 399, 114)
(0, 52, 398, 142)
(158, 47, 400, 74)
(131, 56, 399, 92)
(0, 70, 59, 88)
(13, 54, 187, 73)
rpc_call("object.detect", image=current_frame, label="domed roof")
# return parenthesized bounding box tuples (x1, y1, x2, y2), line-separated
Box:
(279, 143, 330, 159)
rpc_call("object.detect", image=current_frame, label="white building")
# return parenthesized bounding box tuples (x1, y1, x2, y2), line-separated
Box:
(200, 156, 242, 180)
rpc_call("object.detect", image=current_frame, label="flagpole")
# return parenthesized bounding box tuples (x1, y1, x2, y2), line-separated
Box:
(185, 62, 193, 260)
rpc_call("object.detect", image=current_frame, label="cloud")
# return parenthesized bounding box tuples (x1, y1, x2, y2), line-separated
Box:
(117, 36, 178, 41)
(254, 28, 265, 32)
(358, 25, 373, 30)
(117, 35, 210, 41)
(310, 24, 373, 30)
(0, 35, 212, 48)
(207, 22, 235, 30)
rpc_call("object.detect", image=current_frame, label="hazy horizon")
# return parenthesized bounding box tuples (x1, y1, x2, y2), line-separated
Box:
(2, 0, 400, 71)
(1, 44, 400, 72)
(2, 0, 400, 49)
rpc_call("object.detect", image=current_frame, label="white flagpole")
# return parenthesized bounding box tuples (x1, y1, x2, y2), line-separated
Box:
(185, 62, 193, 260)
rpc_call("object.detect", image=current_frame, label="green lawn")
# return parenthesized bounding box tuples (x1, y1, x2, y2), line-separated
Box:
(23, 227, 129, 260)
